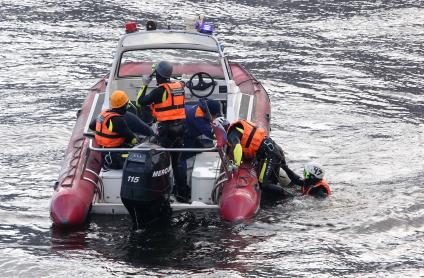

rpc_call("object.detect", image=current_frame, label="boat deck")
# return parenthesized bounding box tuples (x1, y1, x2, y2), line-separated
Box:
(91, 202, 219, 215)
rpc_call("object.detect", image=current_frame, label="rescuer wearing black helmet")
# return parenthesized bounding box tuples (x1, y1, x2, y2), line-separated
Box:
(136, 60, 190, 202)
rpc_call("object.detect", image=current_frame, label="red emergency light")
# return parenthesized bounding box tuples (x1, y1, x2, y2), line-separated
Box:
(125, 22, 138, 33)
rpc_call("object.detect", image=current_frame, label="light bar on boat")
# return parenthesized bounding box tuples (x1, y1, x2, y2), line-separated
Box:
(198, 22, 214, 34)
(125, 22, 138, 33)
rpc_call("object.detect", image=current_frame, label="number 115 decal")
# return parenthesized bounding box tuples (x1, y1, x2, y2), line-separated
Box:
(127, 176, 140, 183)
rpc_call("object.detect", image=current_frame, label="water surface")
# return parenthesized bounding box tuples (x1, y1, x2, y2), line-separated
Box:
(0, 0, 423, 277)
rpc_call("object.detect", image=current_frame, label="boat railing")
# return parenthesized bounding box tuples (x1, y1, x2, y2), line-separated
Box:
(88, 139, 217, 153)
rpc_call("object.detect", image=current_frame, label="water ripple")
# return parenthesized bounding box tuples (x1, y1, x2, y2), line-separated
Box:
(1, 0, 423, 276)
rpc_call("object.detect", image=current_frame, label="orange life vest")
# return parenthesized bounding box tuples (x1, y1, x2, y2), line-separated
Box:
(194, 106, 205, 118)
(152, 82, 186, 122)
(229, 120, 267, 159)
(95, 110, 126, 148)
(302, 179, 331, 196)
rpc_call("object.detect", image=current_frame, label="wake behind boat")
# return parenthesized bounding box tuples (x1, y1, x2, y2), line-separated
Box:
(50, 19, 271, 227)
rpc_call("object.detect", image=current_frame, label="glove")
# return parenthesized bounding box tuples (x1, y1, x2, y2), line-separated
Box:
(130, 137, 139, 146)
(141, 75, 152, 86)
(213, 117, 230, 129)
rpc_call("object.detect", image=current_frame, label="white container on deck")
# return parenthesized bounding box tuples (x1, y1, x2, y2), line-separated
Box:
(191, 152, 221, 204)
(99, 169, 122, 203)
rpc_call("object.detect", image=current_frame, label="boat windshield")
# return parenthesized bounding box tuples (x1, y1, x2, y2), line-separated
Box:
(118, 48, 224, 78)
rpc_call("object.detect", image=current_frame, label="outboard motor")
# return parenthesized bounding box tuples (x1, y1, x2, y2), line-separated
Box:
(120, 142, 172, 229)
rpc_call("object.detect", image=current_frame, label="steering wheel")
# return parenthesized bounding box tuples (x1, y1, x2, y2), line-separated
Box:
(186, 72, 216, 98)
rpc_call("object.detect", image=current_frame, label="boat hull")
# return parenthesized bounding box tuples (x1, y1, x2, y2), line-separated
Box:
(50, 80, 105, 227)
(219, 164, 261, 222)
(50, 62, 270, 227)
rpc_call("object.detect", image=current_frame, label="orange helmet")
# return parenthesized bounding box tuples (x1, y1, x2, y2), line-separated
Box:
(110, 90, 129, 108)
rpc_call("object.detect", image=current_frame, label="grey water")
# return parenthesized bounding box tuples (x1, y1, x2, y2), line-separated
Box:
(1, 0, 423, 277)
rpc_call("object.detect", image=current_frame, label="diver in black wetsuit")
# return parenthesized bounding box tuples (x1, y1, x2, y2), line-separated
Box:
(214, 118, 331, 199)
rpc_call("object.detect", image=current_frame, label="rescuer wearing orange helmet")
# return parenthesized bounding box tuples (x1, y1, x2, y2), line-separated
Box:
(90, 90, 140, 169)
(136, 61, 189, 201)
(224, 119, 331, 198)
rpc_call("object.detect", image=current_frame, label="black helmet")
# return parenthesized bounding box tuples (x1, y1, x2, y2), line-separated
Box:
(155, 61, 173, 79)
(199, 99, 221, 117)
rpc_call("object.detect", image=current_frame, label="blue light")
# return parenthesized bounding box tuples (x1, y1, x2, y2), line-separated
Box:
(199, 22, 214, 34)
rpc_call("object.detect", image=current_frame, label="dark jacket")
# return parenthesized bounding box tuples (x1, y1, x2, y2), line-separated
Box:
(136, 76, 169, 107)
(185, 104, 214, 140)
(138, 86, 167, 106)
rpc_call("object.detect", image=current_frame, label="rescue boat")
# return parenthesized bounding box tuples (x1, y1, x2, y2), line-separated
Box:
(50, 20, 271, 227)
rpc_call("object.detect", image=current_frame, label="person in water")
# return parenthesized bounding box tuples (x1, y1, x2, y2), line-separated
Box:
(282, 163, 331, 198)
(90, 90, 153, 169)
(136, 60, 189, 202)
(222, 119, 331, 198)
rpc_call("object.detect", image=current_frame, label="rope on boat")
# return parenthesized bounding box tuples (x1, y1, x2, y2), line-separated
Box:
(211, 171, 227, 204)
(84, 168, 103, 202)
(58, 137, 85, 187)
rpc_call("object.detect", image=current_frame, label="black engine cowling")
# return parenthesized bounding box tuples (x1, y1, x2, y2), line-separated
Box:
(120, 142, 172, 202)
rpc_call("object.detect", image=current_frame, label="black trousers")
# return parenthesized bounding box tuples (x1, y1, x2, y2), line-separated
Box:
(157, 121, 190, 200)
